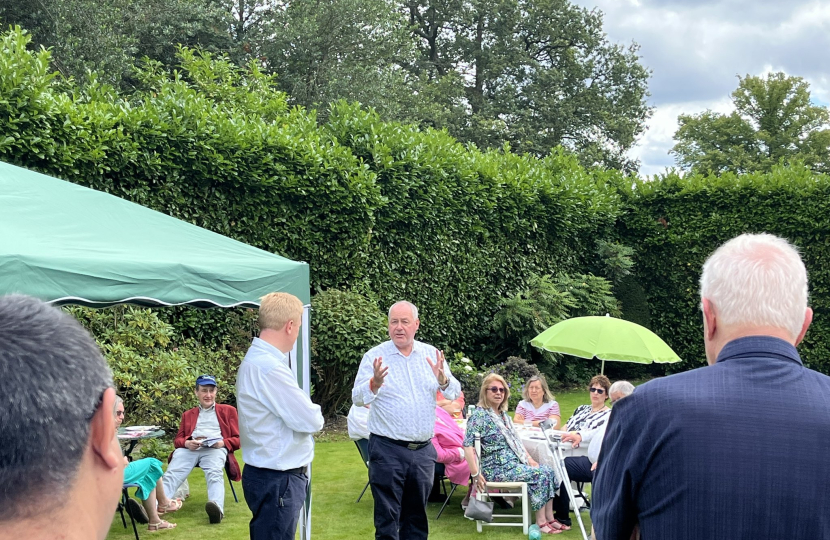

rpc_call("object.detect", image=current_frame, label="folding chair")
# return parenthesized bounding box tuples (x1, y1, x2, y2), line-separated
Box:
(225, 458, 239, 503)
(117, 483, 142, 540)
(472, 433, 531, 534)
(433, 463, 461, 519)
(354, 438, 371, 502)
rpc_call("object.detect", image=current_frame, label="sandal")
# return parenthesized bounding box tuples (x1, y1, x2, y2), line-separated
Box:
(539, 523, 564, 535)
(158, 498, 183, 515)
(147, 520, 176, 532)
(548, 520, 571, 531)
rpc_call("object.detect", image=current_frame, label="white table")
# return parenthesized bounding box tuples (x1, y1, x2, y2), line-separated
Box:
(518, 427, 588, 466)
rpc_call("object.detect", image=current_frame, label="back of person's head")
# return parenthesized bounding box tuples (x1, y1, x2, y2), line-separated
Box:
(258, 292, 303, 331)
(700, 233, 808, 339)
(0, 295, 113, 521)
(609, 380, 635, 400)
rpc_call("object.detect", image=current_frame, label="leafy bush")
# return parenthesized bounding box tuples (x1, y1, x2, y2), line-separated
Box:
(66, 306, 243, 431)
(310, 289, 388, 415)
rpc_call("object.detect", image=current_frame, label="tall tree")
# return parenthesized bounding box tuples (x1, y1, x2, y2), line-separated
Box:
(403, 0, 652, 170)
(672, 72, 830, 175)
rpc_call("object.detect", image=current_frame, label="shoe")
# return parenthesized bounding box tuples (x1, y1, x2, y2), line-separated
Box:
(147, 520, 176, 532)
(205, 501, 223, 524)
(126, 498, 149, 524)
(495, 497, 514, 509)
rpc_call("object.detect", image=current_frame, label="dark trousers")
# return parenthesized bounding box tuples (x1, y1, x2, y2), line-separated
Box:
(368, 435, 436, 540)
(554, 456, 593, 523)
(242, 463, 308, 540)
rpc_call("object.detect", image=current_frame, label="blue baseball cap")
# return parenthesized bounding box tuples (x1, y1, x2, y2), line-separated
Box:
(196, 374, 217, 387)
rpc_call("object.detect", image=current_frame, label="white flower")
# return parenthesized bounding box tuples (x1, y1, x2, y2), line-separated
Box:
(461, 357, 472, 364)
(464, 365, 473, 372)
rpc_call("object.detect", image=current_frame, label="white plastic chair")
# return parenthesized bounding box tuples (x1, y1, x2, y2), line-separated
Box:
(473, 433, 531, 534)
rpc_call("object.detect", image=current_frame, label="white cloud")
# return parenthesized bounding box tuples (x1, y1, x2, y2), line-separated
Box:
(571, 0, 830, 175)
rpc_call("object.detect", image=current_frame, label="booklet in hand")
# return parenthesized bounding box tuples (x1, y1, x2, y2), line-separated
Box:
(200, 438, 222, 448)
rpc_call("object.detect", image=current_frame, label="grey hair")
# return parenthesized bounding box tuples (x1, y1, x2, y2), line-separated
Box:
(0, 295, 113, 521)
(700, 233, 808, 339)
(114, 395, 124, 413)
(388, 301, 419, 320)
(609, 380, 635, 399)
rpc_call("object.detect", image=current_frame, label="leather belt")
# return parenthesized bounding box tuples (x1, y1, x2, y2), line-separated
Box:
(374, 434, 431, 451)
(279, 466, 308, 475)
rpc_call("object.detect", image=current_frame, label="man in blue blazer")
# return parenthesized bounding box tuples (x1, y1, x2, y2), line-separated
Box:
(592, 233, 830, 540)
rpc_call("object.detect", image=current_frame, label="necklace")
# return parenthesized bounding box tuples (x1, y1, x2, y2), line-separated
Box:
(591, 405, 608, 413)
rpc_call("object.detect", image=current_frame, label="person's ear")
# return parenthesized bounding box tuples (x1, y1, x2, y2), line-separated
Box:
(89, 388, 124, 470)
(795, 307, 813, 346)
(702, 298, 717, 341)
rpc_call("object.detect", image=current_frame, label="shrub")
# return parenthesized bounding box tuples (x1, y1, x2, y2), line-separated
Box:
(66, 306, 243, 431)
(310, 289, 388, 416)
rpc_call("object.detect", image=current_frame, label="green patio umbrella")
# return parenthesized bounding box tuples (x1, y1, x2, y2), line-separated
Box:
(530, 315, 682, 374)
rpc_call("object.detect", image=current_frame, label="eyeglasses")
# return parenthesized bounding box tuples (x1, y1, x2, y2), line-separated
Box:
(116, 411, 125, 417)
(487, 386, 506, 394)
(589, 388, 606, 395)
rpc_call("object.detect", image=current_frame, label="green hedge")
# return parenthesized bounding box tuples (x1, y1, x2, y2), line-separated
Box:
(618, 165, 830, 374)
(0, 27, 623, 359)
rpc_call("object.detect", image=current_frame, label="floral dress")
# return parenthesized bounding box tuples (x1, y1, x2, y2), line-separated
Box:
(463, 406, 560, 511)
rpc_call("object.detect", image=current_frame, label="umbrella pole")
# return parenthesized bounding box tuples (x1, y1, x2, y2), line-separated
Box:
(601, 359, 605, 375)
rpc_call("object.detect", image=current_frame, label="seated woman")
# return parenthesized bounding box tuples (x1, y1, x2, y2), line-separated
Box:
(116, 397, 181, 532)
(514, 375, 561, 429)
(463, 374, 566, 534)
(563, 375, 612, 443)
(436, 388, 465, 419)
(430, 395, 471, 504)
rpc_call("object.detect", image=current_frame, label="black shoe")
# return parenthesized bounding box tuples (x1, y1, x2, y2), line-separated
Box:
(205, 501, 223, 524)
(495, 498, 514, 509)
(428, 494, 448, 503)
(125, 498, 149, 524)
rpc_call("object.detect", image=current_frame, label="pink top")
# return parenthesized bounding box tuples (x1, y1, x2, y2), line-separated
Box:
(515, 400, 561, 421)
(431, 406, 471, 485)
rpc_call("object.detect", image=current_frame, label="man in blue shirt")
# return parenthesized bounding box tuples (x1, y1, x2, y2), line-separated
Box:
(593, 233, 830, 539)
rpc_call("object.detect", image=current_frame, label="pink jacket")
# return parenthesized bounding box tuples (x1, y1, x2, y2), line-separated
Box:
(432, 406, 471, 485)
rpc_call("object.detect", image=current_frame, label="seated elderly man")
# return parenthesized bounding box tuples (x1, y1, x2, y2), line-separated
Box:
(0, 294, 124, 540)
(553, 380, 635, 527)
(162, 374, 240, 524)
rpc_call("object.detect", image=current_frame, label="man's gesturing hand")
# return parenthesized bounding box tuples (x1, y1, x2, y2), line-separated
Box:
(426, 350, 448, 386)
(372, 357, 388, 392)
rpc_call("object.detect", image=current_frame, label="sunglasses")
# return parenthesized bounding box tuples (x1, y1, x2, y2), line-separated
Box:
(116, 411, 125, 417)
(487, 386, 506, 394)
(590, 387, 606, 395)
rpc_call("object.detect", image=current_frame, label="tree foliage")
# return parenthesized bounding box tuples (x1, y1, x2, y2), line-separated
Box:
(672, 72, 830, 175)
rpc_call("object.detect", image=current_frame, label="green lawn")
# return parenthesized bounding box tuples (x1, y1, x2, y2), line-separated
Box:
(108, 387, 601, 539)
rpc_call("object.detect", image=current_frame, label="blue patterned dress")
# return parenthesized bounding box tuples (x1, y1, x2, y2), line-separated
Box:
(463, 406, 560, 511)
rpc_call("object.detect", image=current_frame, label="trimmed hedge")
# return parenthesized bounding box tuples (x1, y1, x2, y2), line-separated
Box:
(0, 28, 623, 359)
(618, 165, 830, 374)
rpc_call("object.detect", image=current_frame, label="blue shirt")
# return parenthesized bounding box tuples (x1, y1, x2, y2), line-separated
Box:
(592, 336, 830, 540)
(352, 340, 461, 442)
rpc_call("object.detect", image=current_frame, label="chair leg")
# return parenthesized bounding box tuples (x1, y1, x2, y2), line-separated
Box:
(436, 483, 458, 519)
(357, 481, 371, 503)
(521, 483, 529, 535)
(122, 489, 140, 540)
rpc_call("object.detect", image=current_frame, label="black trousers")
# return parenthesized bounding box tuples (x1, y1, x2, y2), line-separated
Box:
(553, 456, 594, 523)
(242, 463, 308, 540)
(368, 435, 436, 540)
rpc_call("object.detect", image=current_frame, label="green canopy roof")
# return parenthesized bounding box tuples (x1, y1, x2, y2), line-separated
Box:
(0, 161, 309, 307)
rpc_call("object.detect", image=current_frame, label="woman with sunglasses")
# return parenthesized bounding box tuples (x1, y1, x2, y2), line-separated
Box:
(463, 374, 565, 534)
(563, 375, 612, 446)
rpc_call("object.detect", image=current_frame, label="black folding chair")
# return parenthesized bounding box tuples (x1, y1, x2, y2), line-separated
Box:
(117, 483, 142, 540)
(433, 463, 461, 519)
(354, 439, 371, 502)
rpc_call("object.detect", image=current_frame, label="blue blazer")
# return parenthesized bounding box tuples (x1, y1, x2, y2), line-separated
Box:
(593, 336, 830, 540)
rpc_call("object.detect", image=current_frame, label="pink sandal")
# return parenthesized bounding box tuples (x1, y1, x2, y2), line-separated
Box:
(147, 520, 176, 532)
(548, 520, 571, 531)
(539, 523, 564, 535)
(158, 499, 182, 515)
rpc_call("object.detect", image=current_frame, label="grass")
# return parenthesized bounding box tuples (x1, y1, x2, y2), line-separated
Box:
(108, 387, 604, 539)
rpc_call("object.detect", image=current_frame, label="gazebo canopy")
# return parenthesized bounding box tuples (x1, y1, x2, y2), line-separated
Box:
(0, 160, 309, 307)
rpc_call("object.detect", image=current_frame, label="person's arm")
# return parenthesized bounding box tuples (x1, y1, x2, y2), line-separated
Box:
(513, 402, 528, 425)
(261, 362, 325, 434)
(431, 350, 461, 400)
(352, 351, 380, 407)
(173, 411, 189, 449)
(548, 401, 561, 429)
(217, 406, 241, 452)
(432, 434, 464, 464)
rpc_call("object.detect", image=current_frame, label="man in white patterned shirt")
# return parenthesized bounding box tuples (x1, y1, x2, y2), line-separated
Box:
(352, 301, 461, 540)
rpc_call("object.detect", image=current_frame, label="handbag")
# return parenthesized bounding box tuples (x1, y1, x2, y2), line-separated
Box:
(464, 496, 494, 522)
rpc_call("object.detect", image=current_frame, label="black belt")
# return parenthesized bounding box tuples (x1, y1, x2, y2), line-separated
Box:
(374, 434, 431, 451)
(279, 466, 308, 475)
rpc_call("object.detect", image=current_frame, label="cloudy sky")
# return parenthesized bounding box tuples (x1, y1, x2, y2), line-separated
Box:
(572, 0, 830, 176)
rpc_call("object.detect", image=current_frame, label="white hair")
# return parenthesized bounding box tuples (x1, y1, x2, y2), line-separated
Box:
(609, 380, 635, 398)
(700, 233, 808, 339)
(388, 301, 418, 320)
